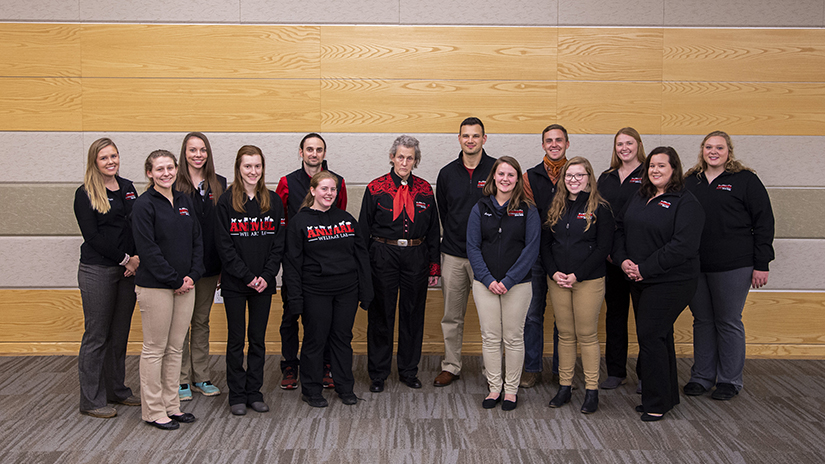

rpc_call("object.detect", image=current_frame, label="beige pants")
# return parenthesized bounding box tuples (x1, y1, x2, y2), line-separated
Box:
(547, 277, 605, 390)
(136, 285, 195, 422)
(180, 274, 219, 384)
(440, 253, 475, 375)
(472, 280, 532, 395)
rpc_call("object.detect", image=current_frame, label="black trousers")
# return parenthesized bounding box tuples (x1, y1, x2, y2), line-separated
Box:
(367, 242, 429, 381)
(278, 283, 331, 372)
(224, 293, 271, 406)
(631, 278, 698, 414)
(300, 288, 359, 397)
(604, 262, 634, 378)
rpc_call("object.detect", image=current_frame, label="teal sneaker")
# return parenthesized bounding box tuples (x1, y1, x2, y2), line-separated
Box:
(192, 381, 221, 397)
(179, 383, 193, 401)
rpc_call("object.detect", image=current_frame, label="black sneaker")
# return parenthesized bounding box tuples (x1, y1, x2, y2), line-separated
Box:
(683, 382, 708, 396)
(711, 383, 738, 401)
(301, 394, 329, 408)
(280, 366, 298, 390)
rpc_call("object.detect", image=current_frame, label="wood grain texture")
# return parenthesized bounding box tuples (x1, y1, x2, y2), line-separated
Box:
(662, 82, 825, 136)
(1, 290, 822, 358)
(0, 78, 82, 131)
(557, 81, 662, 134)
(320, 79, 556, 133)
(557, 28, 663, 81)
(0, 24, 80, 77)
(80, 25, 320, 79)
(81, 78, 321, 132)
(321, 26, 556, 80)
(664, 28, 825, 83)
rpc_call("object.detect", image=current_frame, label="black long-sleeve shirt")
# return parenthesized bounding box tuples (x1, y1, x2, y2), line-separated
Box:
(684, 170, 775, 272)
(597, 164, 644, 217)
(176, 175, 227, 277)
(74, 176, 138, 267)
(215, 187, 285, 297)
(613, 189, 705, 284)
(132, 187, 204, 289)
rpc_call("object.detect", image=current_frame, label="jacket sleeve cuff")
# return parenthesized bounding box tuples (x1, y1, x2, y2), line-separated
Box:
(480, 275, 495, 288)
(429, 262, 441, 276)
(500, 276, 516, 290)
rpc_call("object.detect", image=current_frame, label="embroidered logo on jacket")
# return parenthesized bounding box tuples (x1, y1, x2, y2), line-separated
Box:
(208, 192, 214, 200)
(577, 212, 595, 220)
(229, 216, 279, 236)
(716, 184, 732, 191)
(658, 201, 671, 208)
(477, 180, 486, 188)
(125, 192, 136, 200)
(630, 177, 642, 184)
(179, 207, 190, 216)
(508, 209, 524, 217)
(306, 220, 356, 242)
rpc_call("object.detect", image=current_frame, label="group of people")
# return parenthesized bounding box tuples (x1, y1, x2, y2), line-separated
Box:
(73, 118, 774, 429)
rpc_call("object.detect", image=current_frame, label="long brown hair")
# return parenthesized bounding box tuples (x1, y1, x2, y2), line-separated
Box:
(481, 156, 533, 212)
(639, 147, 684, 198)
(685, 130, 755, 177)
(607, 127, 647, 171)
(176, 132, 223, 204)
(545, 157, 607, 232)
(144, 150, 177, 191)
(300, 171, 339, 209)
(230, 145, 271, 213)
(83, 138, 119, 214)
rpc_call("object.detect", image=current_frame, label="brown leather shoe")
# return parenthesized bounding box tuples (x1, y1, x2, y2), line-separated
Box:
(433, 370, 460, 387)
(519, 371, 540, 388)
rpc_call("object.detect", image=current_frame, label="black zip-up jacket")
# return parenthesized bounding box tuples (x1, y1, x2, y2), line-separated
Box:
(597, 164, 644, 217)
(359, 170, 441, 275)
(215, 187, 285, 297)
(436, 150, 496, 258)
(132, 186, 204, 289)
(74, 176, 138, 267)
(276, 160, 347, 223)
(282, 206, 373, 313)
(684, 170, 775, 272)
(541, 192, 614, 281)
(613, 189, 705, 284)
(175, 175, 227, 277)
(526, 161, 560, 220)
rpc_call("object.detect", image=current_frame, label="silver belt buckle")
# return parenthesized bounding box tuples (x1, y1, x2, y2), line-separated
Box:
(397, 239, 408, 247)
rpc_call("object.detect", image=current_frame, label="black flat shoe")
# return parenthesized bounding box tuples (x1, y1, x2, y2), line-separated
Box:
(370, 379, 385, 393)
(248, 401, 269, 413)
(548, 385, 572, 408)
(400, 376, 422, 389)
(339, 393, 358, 405)
(168, 412, 196, 423)
(230, 404, 247, 415)
(635, 405, 644, 413)
(683, 382, 708, 396)
(711, 383, 738, 401)
(301, 394, 329, 408)
(501, 396, 518, 411)
(482, 395, 501, 409)
(641, 413, 664, 422)
(146, 419, 179, 430)
(580, 389, 598, 414)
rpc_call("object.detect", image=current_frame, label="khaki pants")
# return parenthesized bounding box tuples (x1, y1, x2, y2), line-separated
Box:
(439, 253, 474, 375)
(136, 286, 195, 422)
(472, 280, 532, 395)
(180, 274, 219, 384)
(547, 277, 605, 390)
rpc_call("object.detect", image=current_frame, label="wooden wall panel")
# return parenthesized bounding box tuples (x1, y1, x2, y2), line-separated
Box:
(81, 79, 321, 132)
(558, 28, 663, 81)
(321, 26, 557, 80)
(0, 24, 80, 77)
(320, 79, 556, 133)
(0, 78, 82, 131)
(2, 290, 823, 358)
(80, 25, 320, 79)
(664, 29, 825, 83)
(662, 82, 825, 136)
(557, 82, 662, 134)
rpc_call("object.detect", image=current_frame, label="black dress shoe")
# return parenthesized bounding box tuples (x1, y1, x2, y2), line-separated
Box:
(146, 419, 179, 430)
(370, 379, 385, 392)
(711, 383, 738, 400)
(641, 413, 664, 422)
(168, 412, 196, 423)
(683, 382, 708, 396)
(230, 404, 247, 415)
(580, 389, 598, 414)
(501, 396, 518, 411)
(400, 376, 422, 389)
(301, 394, 329, 408)
(339, 392, 358, 405)
(635, 405, 644, 413)
(548, 385, 572, 408)
(482, 395, 502, 409)
(248, 401, 269, 413)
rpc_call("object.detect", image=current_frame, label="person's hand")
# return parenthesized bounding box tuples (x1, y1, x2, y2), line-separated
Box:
(488, 281, 507, 295)
(216, 273, 221, 290)
(124, 255, 139, 277)
(606, 254, 613, 264)
(248, 276, 268, 293)
(175, 276, 195, 295)
(752, 270, 769, 289)
(428, 276, 440, 287)
(621, 260, 642, 281)
(556, 273, 577, 288)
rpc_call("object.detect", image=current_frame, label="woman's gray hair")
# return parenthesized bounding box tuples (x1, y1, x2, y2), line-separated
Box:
(389, 135, 421, 169)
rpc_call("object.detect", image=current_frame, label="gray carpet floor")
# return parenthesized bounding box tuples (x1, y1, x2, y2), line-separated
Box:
(0, 355, 823, 463)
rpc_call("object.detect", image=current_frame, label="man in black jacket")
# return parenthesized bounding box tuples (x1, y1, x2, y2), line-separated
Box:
(433, 117, 496, 387)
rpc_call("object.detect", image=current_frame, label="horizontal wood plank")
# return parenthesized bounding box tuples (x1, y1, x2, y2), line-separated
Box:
(1, 290, 822, 359)
(557, 82, 662, 134)
(0, 24, 80, 77)
(321, 26, 556, 80)
(81, 25, 320, 79)
(664, 28, 825, 83)
(558, 28, 663, 81)
(0, 78, 82, 131)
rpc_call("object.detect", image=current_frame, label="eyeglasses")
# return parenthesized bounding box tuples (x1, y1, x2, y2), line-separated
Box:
(564, 173, 589, 181)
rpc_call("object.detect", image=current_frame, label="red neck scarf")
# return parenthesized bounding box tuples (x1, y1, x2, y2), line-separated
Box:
(544, 155, 568, 184)
(393, 179, 415, 222)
